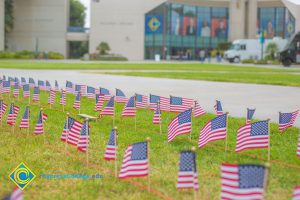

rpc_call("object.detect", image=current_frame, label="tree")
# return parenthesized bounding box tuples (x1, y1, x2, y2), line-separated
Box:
(69, 0, 86, 27)
(266, 42, 279, 60)
(5, 0, 14, 49)
(97, 42, 111, 55)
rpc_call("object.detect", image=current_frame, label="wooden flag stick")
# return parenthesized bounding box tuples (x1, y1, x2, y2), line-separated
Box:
(263, 163, 270, 199)
(114, 127, 118, 178)
(134, 96, 137, 131)
(86, 118, 89, 167)
(267, 118, 271, 161)
(225, 112, 229, 152)
(191, 146, 197, 200)
(65, 112, 70, 151)
(27, 105, 30, 136)
(147, 137, 151, 192)
(41, 108, 46, 144)
(190, 106, 194, 141)
(158, 101, 162, 135)
(113, 100, 115, 127)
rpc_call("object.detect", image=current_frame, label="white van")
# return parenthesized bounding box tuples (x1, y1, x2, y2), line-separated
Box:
(224, 37, 288, 63)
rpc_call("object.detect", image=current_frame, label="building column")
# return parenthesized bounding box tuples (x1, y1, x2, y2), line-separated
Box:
(229, 0, 246, 41)
(282, 0, 300, 32)
(0, 0, 4, 51)
(247, 0, 258, 39)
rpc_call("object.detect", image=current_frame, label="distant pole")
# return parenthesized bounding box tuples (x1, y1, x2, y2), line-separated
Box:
(27, 106, 30, 136)
(65, 112, 70, 151)
(190, 106, 193, 141)
(41, 108, 46, 144)
(191, 146, 197, 200)
(114, 127, 118, 178)
(86, 118, 89, 167)
(267, 118, 271, 161)
(225, 112, 229, 152)
(147, 137, 151, 192)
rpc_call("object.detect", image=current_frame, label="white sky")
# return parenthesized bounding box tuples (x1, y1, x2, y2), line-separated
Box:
(79, 0, 90, 27)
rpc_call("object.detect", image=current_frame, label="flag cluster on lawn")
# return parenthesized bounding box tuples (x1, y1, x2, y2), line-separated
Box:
(150, 94, 169, 112)
(168, 108, 192, 142)
(177, 151, 199, 191)
(100, 87, 111, 101)
(170, 96, 194, 113)
(60, 117, 75, 142)
(33, 87, 40, 102)
(77, 120, 90, 153)
(121, 96, 136, 117)
(214, 100, 223, 115)
(101, 96, 114, 116)
(73, 92, 81, 110)
(119, 141, 148, 179)
(34, 111, 48, 134)
(87, 86, 95, 99)
(194, 101, 205, 117)
(279, 111, 298, 132)
(95, 94, 104, 111)
(22, 84, 30, 98)
(221, 163, 267, 200)
(48, 89, 56, 105)
(67, 119, 83, 146)
(104, 128, 117, 161)
(7, 103, 19, 126)
(135, 94, 148, 108)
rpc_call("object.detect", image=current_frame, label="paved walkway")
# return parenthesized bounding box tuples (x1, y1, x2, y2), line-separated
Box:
(2, 68, 300, 127)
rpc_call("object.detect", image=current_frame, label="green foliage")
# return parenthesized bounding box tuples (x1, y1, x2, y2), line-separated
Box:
(4, 0, 14, 33)
(47, 52, 64, 59)
(242, 59, 255, 64)
(96, 42, 111, 55)
(69, 0, 86, 27)
(217, 42, 232, 50)
(266, 42, 279, 60)
(0, 51, 64, 59)
(0, 51, 15, 58)
(210, 50, 224, 58)
(255, 60, 268, 65)
(69, 41, 88, 59)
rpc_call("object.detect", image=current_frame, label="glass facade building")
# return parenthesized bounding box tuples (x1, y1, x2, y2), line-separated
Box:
(145, 3, 229, 60)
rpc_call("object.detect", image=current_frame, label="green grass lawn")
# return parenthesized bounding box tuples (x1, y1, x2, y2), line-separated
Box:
(1, 60, 300, 87)
(0, 89, 299, 199)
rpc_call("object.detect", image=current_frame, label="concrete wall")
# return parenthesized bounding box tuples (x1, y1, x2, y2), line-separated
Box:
(0, 0, 4, 51)
(6, 0, 68, 56)
(89, 0, 166, 61)
(229, 0, 246, 41)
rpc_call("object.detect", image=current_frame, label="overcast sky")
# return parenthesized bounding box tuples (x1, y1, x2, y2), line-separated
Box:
(79, 0, 90, 27)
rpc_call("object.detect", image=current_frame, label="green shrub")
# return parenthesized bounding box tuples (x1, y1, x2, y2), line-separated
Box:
(0, 51, 16, 59)
(14, 50, 37, 59)
(91, 56, 128, 61)
(47, 52, 64, 59)
(210, 50, 224, 58)
(255, 60, 268, 65)
(217, 42, 232, 50)
(242, 59, 255, 64)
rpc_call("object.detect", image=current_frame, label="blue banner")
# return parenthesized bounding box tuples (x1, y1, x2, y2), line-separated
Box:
(145, 15, 164, 34)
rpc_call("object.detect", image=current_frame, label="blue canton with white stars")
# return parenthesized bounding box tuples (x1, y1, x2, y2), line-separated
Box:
(106, 97, 115, 107)
(178, 109, 192, 125)
(211, 114, 227, 129)
(171, 96, 183, 105)
(238, 164, 265, 189)
(136, 94, 142, 102)
(100, 88, 110, 95)
(34, 87, 39, 94)
(279, 113, 292, 124)
(131, 142, 148, 160)
(179, 151, 196, 172)
(80, 121, 89, 136)
(116, 89, 125, 97)
(250, 121, 268, 136)
(150, 95, 160, 103)
(126, 96, 135, 107)
(87, 86, 95, 94)
(108, 129, 116, 145)
(216, 100, 222, 111)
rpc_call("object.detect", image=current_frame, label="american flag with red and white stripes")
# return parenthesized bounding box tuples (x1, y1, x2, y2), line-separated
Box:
(153, 102, 161, 125)
(21, 77, 26, 86)
(115, 88, 128, 103)
(100, 96, 114, 116)
(38, 80, 45, 91)
(13, 82, 19, 97)
(7, 103, 19, 126)
(149, 94, 169, 112)
(104, 128, 117, 161)
(79, 84, 87, 97)
(8, 186, 23, 200)
(135, 94, 148, 109)
(121, 96, 136, 117)
(119, 141, 148, 179)
(194, 101, 205, 117)
(87, 86, 96, 99)
(297, 134, 300, 158)
(55, 80, 59, 91)
(170, 96, 194, 113)
(168, 108, 192, 142)
(198, 113, 227, 148)
(34, 111, 47, 134)
(45, 80, 51, 91)
(32, 86, 40, 102)
(247, 108, 256, 123)
(73, 92, 81, 110)
(19, 106, 30, 129)
(2, 80, 10, 94)
(293, 186, 300, 200)
(100, 87, 111, 101)
(214, 100, 223, 115)
(60, 89, 66, 106)
(48, 89, 56, 105)
(177, 151, 199, 191)
(236, 120, 269, 153)
(0, 100, 7, 121)
(60, 117, 75, 142)
(279, 111, 298, 132)
(22, 84, 30, 98)
(29, 78, 35, 88)
(65, 81, 75, 94)
(221, 163, 267, 200)
(67, 119, 83, 146)
(77, 120, 90, 153)
(94, 94, 104, 111)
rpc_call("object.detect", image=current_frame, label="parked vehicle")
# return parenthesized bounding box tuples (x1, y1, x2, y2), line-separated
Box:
(224, 37, 287, 63)
(278, 32, 300, 67)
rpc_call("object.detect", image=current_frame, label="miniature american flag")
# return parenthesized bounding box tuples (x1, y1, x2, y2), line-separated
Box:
(194, 101, 205, 117)
(48, 89, 56, 105)
(177, 151, 199, 191)
(2, 80, 10, 94)
(73, 92, 81, 110)
(22, 84, 30, 98)
(104, 128, 117, 161)
(149, 94, 169, 112)
(247, 108, 256, 123)
(7, 103, 19, 126)
(94, 94, 104, 111)
(115, 88, 128, 103)
(170, 96, 194, 113)
(0, 100, 8, 121)
(121, 96, 136, 117)
(34, 111, 47, 134)
(168, 108, 192, 142)
(135, 94, 148, 109)
(100, 96, 114, 116)
(100, 87, 111, 101)
(198, 113, 227, 148)
(60, 89, 66, 106)
(13, 82, 19, 98)
(45, 80, 51, 91)
(221, 163, 267, 200)
(153, 102, 161, 124)
(29, 77, 35, 88)
(79, 84, 87, 97)
(236, 120, 269, 153)
(297, 134, 300, 158)
(214, 100, 223, 115)
(119, 141, 148, 179)
(55, 80, 59, 91)
(87, 86, 96, 99)
(67, 119, 83, 146)
(293, 186, 300, 200)
(60, 117, 75, 142)
(32, 86, 40, 102)
(38, 80, 45, 91)
(66, 81, 74, 94)
(19, 106, 30, 129)
(77, 120, 90, 153)
(8, 186, 23, 200)
(279, 111, 298, 132)
(21, 77, 26, 86)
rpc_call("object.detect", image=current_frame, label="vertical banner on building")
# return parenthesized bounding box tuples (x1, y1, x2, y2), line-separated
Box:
(145, 15, 164, 34)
